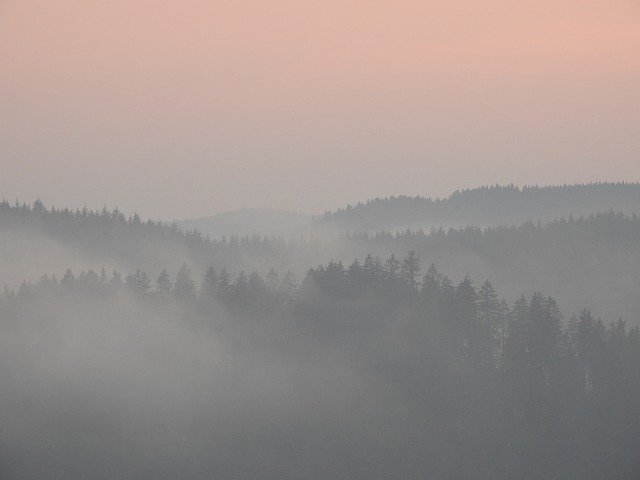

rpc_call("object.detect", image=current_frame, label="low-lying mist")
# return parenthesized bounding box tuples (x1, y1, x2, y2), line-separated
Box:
(4, 201, 640, 324)
(0, 290, 429, 479)
(1, 259, 638, 479)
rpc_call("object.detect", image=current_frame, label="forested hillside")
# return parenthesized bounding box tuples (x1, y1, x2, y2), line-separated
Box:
(319, 183, 640, 231)
(3, 199, 640, 322)
(2, 193, 640, 478)
(0, 199, 212, 287)
(1, 254, 638, 479)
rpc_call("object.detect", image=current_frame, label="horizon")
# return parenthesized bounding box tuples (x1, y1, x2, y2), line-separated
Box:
(2, 2, 640, 478)
(2, 0, 639, 218)
(4, 180, 640, 221)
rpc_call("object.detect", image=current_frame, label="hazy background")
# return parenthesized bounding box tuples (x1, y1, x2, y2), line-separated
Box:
(2, 0, 639, 219)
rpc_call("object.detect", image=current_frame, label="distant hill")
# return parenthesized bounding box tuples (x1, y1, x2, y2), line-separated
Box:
(318, 183, 640, 232)
(177, 209, 312, 239)
(0, 200, 216, 289)
(4, 189, 640, 323)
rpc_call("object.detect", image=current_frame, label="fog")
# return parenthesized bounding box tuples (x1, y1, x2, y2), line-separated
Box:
(1, 256, 638, 479)
(3, 194, 640, 324)
(0, 287, 447, 479)
(0, 230, 126, 289)
(1, 196, 640, 478)
(1, 0, 639, 476)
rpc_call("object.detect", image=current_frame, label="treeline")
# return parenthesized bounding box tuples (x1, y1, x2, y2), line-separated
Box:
(4, 199, 640, 320)
(320, 182, 640, 230)
(2, 252, 640, 478)
(5, 197, 640, 262)
(0, 198, 295, 278)
(0, 198, 212, 250)
(1, 263, 299, 307)
(300, 256, 640, 478)
(4, 250, 639, 389)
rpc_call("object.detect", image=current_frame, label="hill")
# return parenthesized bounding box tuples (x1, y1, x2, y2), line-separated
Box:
(177, 208, 311, 239)
(3, 197, 640, 323)
(318, 183, 640, 232)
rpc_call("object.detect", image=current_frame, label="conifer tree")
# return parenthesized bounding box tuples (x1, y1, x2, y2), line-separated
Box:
(174, 262, 196, 300)
(400, 250, 421, 289)
(156, 269, 173, 295)
(201, 267, 217, 298)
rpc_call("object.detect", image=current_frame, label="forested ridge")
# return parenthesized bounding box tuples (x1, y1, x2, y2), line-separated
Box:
(4, 198, 640, 321)
(2, 188, 640, 478)
(2, 252, 639, 479)
(320, 182, 640, 230)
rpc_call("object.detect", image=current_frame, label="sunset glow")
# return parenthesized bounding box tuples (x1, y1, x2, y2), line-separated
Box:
(2, 0, 639, 217)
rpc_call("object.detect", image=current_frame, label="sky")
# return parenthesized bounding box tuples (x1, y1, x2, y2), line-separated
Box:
(1, 0, 639, 219)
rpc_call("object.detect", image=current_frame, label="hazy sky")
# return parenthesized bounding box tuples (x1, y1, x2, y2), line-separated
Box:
(2, 0, 639, 219)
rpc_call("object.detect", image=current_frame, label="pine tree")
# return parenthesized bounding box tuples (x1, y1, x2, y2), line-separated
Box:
(109, 270, 123, 293)
(99, 268, 109, 289)
(400, 250, 421, 289)
(281, 270, 298, 300)
(248, 271, 267, 301)
(385, 254, 401, 280)
(125, 269, 151, 294)
(501, 295, 530, 414)
(218, 268, 231, 300)
(61, 268, 75, 288)
(421, 263, 441, 314)
(231, 271, 248, 304)
(477, 280, 503, 369)
(156, 269, 173, 295)
(201, 267, 217, 298)
(174, 262, 196, 300)
(456, 274, 478, 369)
(266, 268, 279, 294)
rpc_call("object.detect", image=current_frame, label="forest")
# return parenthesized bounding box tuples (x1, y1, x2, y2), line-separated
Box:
(1, 184, 640, 479)
(4, 188, 640, 320)
(1, 251, 639, 478)
(319, 183, 640, 231)
(4, 0, 638, 476)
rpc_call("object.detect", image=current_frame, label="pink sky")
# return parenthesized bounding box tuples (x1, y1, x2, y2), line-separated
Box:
(1, 0, 639, 219)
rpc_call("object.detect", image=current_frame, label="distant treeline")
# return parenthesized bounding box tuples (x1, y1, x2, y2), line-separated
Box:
(4, 198, 640, 320)
(4, 196, 640, 263)
(319, 182, 640, 230)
